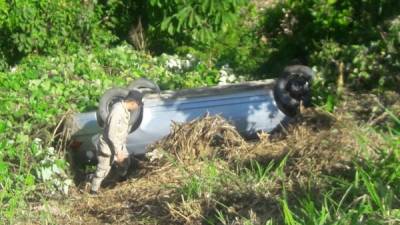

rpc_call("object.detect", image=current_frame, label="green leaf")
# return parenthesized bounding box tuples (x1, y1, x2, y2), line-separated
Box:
(209, 0, 215, 13)
(149, 0, 158, 6)
(201, 0, 208, 13)
(0, 161, 8, 175)
(325, 94, 335, 112)
(25, 174, 35, 186)
(0, 121, 6, 133)
(188, 10, 194, 28)
(327, 0, 337, 5)
(0, 0, 8, 15)
(160, 17, 172, 31)
(167, 22, 174, 35)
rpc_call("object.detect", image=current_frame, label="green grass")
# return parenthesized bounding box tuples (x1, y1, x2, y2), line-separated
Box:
(169, 112, 400, 225)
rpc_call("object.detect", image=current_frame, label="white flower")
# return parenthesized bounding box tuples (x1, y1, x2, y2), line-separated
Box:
(47, 147, 55, 155)
(219, 76, 228, 85)
(166, 58, 182, 70)
(183, 59, 191, 68)
(227, 74, 237, 82)
(219, 69, 228, 77)
(186, 53, 194, 60)
(218, 64, 238, 85)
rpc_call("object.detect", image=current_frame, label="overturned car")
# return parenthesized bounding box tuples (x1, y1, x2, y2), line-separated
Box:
(66, 65, 314, 164)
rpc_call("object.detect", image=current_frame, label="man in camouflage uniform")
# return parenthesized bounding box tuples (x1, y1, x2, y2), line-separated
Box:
(91, 91, 143, 194)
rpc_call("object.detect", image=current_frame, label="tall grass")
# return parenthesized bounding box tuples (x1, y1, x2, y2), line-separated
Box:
(280, 111, 400, 225)
(172, 112, 400, 225)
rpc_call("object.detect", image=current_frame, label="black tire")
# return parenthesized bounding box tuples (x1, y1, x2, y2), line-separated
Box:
(129, 106, 143, 133)
(283, 65, 314, 80)
(273, 65, 314, 117)
(97, 87, 143, 133)
(274, 79, 300, 117)
(128, 77, 161, 94)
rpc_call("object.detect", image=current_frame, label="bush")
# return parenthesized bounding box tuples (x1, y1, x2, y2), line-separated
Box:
(176, 4, 269, 76)
(260, 0, 400, 90)
(102, 0, 263, 75)
(147, 0, 246, 46)
(0, 0, 117, 65)
(0, 44, 220, 222)
(0, 0, 265, 76)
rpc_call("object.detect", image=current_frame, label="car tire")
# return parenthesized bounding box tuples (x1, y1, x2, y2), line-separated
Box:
(273, 65, 314, 117)
(97, 87, 143, 133)
(128, 77, 161, 94)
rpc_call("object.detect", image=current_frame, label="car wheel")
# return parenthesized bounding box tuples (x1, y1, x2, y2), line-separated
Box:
(273, 65, 314, 117)
(97, 87, 143, 133)
(128, 77, 161, 94)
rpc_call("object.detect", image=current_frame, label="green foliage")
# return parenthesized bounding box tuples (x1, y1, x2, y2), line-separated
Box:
(177, 162, 222, 201)
(0, 51, 7, 70)
(181, 4, 268, 75)
(0, 0, 117, 64)
(0, 44, 219, 222)
(283, 116, 400, 225)
(261, 0, 400, 90)
(148, 0, 246, 46)
(103, 0, 262, 74)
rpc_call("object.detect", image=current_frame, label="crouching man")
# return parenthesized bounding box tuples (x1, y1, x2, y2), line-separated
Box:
(90, 90, 143, 194)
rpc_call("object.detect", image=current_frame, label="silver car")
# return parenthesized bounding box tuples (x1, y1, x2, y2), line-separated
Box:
(66, 65, 314, 164)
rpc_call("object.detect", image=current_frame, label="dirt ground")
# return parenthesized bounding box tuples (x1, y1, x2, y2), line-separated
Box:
(45, 91, 399, 225)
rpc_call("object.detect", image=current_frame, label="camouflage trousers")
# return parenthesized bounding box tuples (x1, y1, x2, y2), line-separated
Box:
(91, 135, 130, 192)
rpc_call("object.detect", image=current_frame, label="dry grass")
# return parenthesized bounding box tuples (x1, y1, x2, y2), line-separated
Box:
(45, 91, 399, 224)
(246, 109, 358, 183)
(151, 114, 249, 163)
(152, 108, 371, 224)
(58, 114, 354, 224)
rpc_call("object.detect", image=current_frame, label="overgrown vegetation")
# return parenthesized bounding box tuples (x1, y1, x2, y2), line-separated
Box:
(1, 0, 399, 91)
(0, 0, 116, 66)
(0, 45, 221, 221)
(0, 0, 399, 224)
(260, 0, 400, 90)
(185, 119, 400, 225)
(59, 105, 400, 224)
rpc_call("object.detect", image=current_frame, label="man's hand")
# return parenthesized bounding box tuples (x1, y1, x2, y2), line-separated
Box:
(114, 151, 128, 165)
(114, 150, 131, 178)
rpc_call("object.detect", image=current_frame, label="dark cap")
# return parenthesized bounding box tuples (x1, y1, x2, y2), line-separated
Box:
(125, 90, 143, 104)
